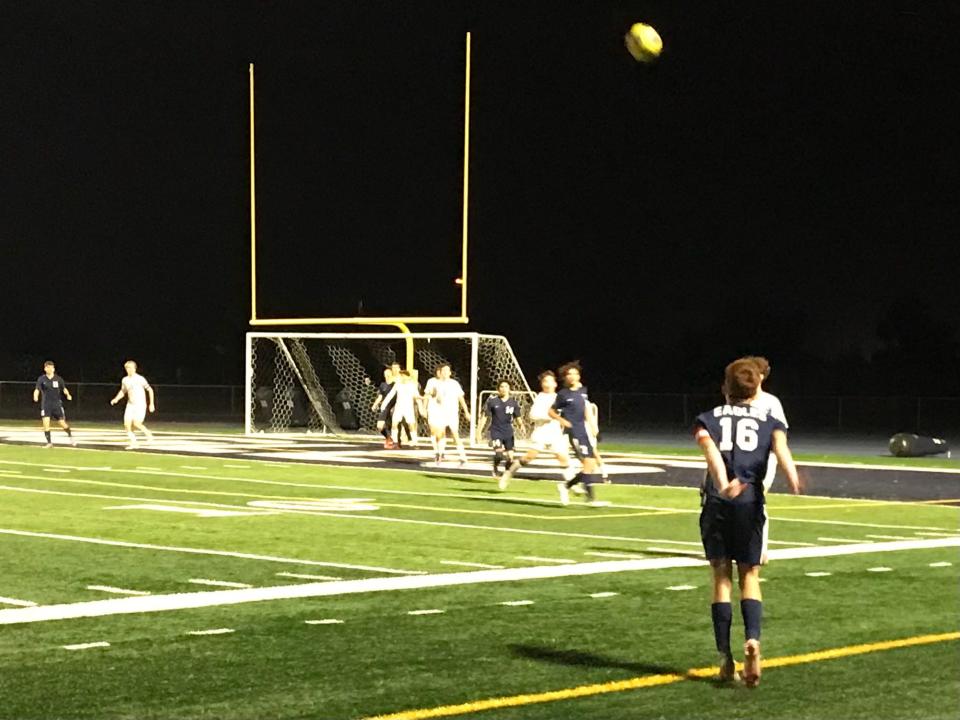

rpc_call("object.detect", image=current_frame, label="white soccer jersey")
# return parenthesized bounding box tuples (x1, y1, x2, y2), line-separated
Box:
(528, 392, 558, 426)
(121, 374, 151, 408)
(390, 381, 419, 416)
(752, 390, 787, 492)
(424, 378, 464, 417)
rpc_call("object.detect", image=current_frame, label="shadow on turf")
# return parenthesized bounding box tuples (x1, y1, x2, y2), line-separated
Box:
(509, 645, 734, 688)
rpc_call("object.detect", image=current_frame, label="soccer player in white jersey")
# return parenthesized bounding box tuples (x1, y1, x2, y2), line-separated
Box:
(743, 356, 789, 565)
(423, 363, 469, 465)
(586, 401, 608, 481)
(109, 360, 155, 449)
(499, 371, 578, 491)
(380, 369, 421, 448)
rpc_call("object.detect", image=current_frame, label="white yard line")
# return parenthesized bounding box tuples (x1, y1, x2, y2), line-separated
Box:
(42, 468, 71, 473)
(62, 641, 110, 650)
(914, 531, 960, 537)
(0, 527, 426, 576)
(2, 537, 955, 627)
(499, 600, 534, 606)
(645, 547, 703, 555)
(407, 609, 444, 616)
(589, 592, 619, 598)
(305, 619, 344, 625)
(276, 572, 340, 581)
(805, 572, 833, 577)
(0, 596, 37, 607)
(439, 561, 505, 570)
(929, 561, 953, 567)
(515, 556, 576, 565)
(818, 537, 872, 544)
(584, 551, 647, 559)
(867, 567, 894, 573)
(186, 628, 234, 636)
(188, 579, 252, 589)
(866, 534, 915, 541)
(666, 585, 697, 591)
(180, 466, 207, 470)
(86, 585, 151, 596)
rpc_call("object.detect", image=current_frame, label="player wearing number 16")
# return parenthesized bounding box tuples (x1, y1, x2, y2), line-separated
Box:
(693, 359, 800, 688)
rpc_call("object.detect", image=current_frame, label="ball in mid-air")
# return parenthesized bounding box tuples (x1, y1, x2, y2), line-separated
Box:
(625, 22, 663, 63)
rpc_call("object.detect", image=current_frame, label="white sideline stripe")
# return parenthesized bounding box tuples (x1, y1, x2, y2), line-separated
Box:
(0, 528, 425, 576)
(585, 552, 647, 559)
(500, 600, 534, 606)
(186, 628, 234, 636)
(805, 572, 832, 577)
(589, 592, 619, 598)
(105, 503, 277, 518)
(136, 466, 162, 471)
(86, 585, 151, 596)
(305, 619, 344, 625)
(646, 547, 702, 556)
(515, 556, 576, 564)
(866, 534, 915, 541)
(63, 641, 109, 650)
(407, 609, 444, 615)
(439, 560, 505, 569)
(666, 584, 697, 591)
(915, 531, 960, 537)
(180, 465, 207, 470)
(818, 537, 872, 544)
(188, 579, 252, 589)
(0, 596, 37, 607)
(929, 562, 953, 567)
(276, 572, 340, 581)
(3, 458, 957, 532)
(43, 468, 71, 473)
(0, 536, 958, 627)
(867, 567, 894, 573)
(224, 464, 250, 469)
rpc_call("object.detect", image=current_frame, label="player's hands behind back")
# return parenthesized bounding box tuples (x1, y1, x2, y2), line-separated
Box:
(721, 479, 747, 500)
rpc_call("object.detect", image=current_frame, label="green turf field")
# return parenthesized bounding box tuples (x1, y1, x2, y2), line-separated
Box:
(0, 443, 957, 719)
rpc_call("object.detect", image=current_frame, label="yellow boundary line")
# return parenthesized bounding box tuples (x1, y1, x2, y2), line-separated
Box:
(362, 631, 960, 719)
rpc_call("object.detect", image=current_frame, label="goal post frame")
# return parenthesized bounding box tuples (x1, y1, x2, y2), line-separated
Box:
(244, 331, 531, 445)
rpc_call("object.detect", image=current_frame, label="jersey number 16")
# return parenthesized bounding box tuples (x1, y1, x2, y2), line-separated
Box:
(718, 417, 759, 452)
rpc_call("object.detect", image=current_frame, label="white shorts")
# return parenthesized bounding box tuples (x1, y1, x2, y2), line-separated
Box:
(392, 406, 417, 426)
(428, 410, 459, 432)
(762, 454, 778, 492)
(124, 405, 147, 425)
(530, 425, 567, 454)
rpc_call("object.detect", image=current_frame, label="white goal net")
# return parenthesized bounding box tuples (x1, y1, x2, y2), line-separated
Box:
(245, 332, 533, 444)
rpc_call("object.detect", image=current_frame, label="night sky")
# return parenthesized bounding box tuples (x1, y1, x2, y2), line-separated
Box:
(2, 2, 959, 395)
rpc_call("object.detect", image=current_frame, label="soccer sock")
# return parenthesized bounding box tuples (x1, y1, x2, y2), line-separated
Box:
(582, 474, 597, 501)
(741, 599, 763, 641)
(391, 427, 399, 444)
(561, 465, 578, 483)
(142, 426, 154, 440)
(506, 459, 522, 475)
(711, 602, 733, 656)
(127, 431, 136, 443)
(438, 438, 447, 458)
(493, 451, 502, 473)
(44, 430, 51, 443)
(64, 426, 72, 437)
(565, 472, 583, 489)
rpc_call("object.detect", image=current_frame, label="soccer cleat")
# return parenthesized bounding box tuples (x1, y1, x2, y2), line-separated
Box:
(717, 653, 736, 682)
(44, 443, 53, 448)
(69, 439, 77, 447)
(498, 474, 509, 490)
(124, 444, 138, 451)
(384, 438, 395, 449)
(557, 482, 570, 506)
(742, 639, 761, 688)
(602, 469, 610, 483)
(571, 484, 586, 495)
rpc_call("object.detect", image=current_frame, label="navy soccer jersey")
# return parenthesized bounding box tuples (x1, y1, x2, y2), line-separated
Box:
(553, 386, 589, 427)
(484, 395, 520, 438)
(377, 381, 396, 412)
(36, 374, 68, 419)
(694, 403, 786, 505)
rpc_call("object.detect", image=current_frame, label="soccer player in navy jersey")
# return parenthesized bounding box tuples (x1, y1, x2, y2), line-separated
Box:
(548, 362, 606, 506)
(694, 358, 801, 686)
(371, 367, 397, 448)
(477, 380, 522, 479)
(33, 361, 76, 447)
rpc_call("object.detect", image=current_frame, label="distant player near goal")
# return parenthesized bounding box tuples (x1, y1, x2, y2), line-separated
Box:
(371, 366, 397, 448)
(499, 371, 578, 491)
(694, 358, 800, 686)
(549, 362, 605, 506)
(423, 363, 469, 465)
(476, 380, 522, 479)
(109, 360, 155, 449)
(33, 360, 76, 447)
(742, 356, 788, 565)
(380, 369, 421, 448)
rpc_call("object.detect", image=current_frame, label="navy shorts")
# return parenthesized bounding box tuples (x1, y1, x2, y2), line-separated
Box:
(567, 427, 594, 459)
(699, 498, 764, 566)
(377, 407, 392, 424)
(489, 433, 515, 452)
(41, 406, 65, 421)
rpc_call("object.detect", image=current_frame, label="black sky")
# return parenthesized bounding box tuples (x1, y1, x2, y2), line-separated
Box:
(2, 1, 959, 394)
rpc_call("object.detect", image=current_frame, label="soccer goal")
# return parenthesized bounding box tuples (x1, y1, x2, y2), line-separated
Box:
(245, 332, 533, 444)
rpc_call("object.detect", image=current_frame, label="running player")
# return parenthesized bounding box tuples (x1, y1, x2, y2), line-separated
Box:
(586, 400, 608, 481)
(33, 361, 76, 447)
(477, 380, 521, 479)
(742, 356, 789, 564)
(694, 358, 800, 687)
(371, 366, 396, 448)
(380, 369, 420, 448)
(549, 362, 605, 506)
(500, 371, 578, 491)
(109, 360, 156, 449)
(423, 363, 469, 465)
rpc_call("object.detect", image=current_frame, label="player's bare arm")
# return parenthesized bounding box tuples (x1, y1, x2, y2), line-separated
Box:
(772, 430, 801, 494)
(147, 385, 156, 412)
(110, 388, 125, 406)
(548, 407, 572, 428)
(696, 432, 744, 499)
(33, 388, 40, 403)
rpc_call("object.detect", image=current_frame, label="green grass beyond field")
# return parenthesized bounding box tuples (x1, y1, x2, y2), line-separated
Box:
(0, 443, 957, 719)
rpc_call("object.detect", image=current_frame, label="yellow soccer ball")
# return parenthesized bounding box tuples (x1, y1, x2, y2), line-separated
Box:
(625, 22, 663, 63)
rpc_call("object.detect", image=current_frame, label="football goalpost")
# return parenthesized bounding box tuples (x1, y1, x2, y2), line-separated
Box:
(245, 34, 535, 444)
(244, 332, 533, 444)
